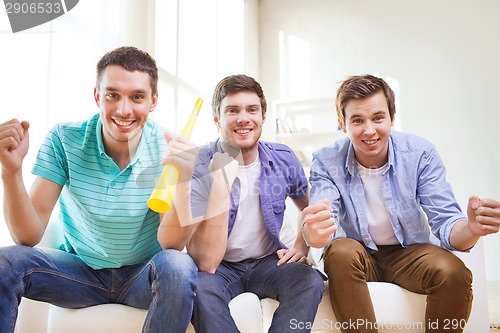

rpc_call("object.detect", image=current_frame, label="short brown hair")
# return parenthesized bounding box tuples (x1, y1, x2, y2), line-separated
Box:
(336, 75, 395, 127)
(211, 74, 267, 118)
(96, 46, 158, 96)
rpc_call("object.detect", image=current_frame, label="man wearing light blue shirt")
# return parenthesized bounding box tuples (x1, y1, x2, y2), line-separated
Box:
(302, 74, 500, 333)
(0, 46, 198, 333)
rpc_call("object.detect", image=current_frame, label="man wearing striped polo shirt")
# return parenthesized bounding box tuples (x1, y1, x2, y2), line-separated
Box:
(0, 46, 198, 333)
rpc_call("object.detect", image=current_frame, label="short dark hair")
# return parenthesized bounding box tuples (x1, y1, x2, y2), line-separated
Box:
(96, 46, 158, 96)
(211, 74, 267, 118)
(336, 75, 396, 127)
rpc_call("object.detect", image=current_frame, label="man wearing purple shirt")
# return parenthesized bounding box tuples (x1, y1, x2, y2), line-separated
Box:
(187, 74, 324, 333)
(302, 74, 500, 333)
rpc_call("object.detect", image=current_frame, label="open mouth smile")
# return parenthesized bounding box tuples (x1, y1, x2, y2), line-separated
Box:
(235, 129, 252, 135)
(363, 139, 379, 145)
(113, 119, 135, 127)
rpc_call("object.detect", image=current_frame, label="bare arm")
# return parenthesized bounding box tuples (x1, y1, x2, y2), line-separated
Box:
(450, 195, 500, 250)
(157, 132, 200, 250)
(1, 119, 60, 246)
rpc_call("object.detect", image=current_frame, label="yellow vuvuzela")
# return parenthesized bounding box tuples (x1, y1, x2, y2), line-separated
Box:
(147, 98, 203, 213)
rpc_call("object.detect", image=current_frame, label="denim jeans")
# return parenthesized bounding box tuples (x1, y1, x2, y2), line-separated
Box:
(0, 245, 198, 333)
(191, 254, 325, 333)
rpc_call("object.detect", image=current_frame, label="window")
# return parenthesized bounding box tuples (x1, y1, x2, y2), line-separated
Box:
(152, 0, 248, 146)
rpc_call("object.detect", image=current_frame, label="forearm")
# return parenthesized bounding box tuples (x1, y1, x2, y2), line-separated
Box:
(449, 219, 480, 251)
(157, 181, 198, 250)
(293, 210, 309, 255)
(2, 171, 46, 245)
(188, 214, 228, 273)
(188, 172, 230, 273)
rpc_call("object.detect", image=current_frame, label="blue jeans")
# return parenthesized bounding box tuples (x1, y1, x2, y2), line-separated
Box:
(0, 245, 198, 333)
(192, 254, 325, 333)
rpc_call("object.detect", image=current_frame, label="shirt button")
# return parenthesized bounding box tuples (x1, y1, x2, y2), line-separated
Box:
(110, 182, 115, 187)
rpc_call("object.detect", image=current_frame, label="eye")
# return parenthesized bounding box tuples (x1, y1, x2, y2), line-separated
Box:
(248, 107, 259, 114)
(352, 118, 362, 124)
(226, 108, 238, 114)
(105, 93, 119, 100)
(374, 115, 384, 122)
(131, 95, 145, 102)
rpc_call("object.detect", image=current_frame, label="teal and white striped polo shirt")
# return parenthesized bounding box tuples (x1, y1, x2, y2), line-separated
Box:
(32, 114, 168, 269)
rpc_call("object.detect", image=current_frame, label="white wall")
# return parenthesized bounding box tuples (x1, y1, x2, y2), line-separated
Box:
(258, 0, 500, 280)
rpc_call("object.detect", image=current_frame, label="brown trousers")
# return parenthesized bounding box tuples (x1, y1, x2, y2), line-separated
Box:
(323, 238, 473, 333)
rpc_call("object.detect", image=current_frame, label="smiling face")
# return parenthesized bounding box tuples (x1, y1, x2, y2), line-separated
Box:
(340, 91, 394, 168)
(94, 65, 157, 154)
(214, 91, 265, 164)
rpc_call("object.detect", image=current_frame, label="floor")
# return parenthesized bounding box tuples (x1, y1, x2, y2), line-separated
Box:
(489, 281, 500, 331)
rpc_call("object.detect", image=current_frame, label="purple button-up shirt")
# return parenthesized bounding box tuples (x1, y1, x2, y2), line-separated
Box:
(192, 139, 308, 249)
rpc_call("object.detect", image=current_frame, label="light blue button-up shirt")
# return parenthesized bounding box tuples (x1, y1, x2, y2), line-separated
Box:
(309, 131, 466, 252)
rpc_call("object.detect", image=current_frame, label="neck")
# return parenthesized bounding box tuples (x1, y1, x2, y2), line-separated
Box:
(104, 134, 141, 170)
(240, 146, 258, 166)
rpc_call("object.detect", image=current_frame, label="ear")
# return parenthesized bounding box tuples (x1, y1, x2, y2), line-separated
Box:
(150, 91, 158, 112)
(338, 119, 346, 133)
(262, 111, 266, 123)
(94, 87, 101, 107)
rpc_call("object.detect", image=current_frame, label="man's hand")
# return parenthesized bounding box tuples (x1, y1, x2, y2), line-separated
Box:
(0, 119, 30, 173)
(209, 152, 239, 187)
(466, 195, 500, 236)
(302, 199, 337, 248)
(163, 131, 199, 183)
(276, 248, 311, 266)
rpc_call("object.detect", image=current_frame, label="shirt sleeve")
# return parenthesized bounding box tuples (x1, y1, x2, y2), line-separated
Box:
(190, 155, 214, 220)
(309, 153, 341, 215)
(416, 147, 467, 250)
(286, 152, 309, 200)
(308, 152, 343, 241)
(31, 125, 69, 186)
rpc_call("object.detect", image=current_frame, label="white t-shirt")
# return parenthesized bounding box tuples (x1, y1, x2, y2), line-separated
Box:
(357, 162, 399, 245)
(224, 157, 276, 262)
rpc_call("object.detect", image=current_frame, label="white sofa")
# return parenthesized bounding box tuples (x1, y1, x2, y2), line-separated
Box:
(14, 210, 491, 333)
(15, 241, 490, 333)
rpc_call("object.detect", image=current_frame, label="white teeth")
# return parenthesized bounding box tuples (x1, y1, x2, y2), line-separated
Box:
(236, 129, 250, 134)
(115, 119, 133, 127)
(364, 139, 377, 145)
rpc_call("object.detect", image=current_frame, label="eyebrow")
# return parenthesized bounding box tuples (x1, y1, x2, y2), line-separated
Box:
(350, 110, 386, 118)
(224, 104, 260, 109)
(104, 87, 148, 94)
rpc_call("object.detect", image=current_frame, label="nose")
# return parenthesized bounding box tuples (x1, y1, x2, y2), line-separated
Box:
(236, 110, 249, 123)
(363, 122, 376, 135)
(117, 99, 133, 117)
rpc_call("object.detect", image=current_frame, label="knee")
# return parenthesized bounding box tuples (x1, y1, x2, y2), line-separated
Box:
(0, 245, 31, 273)
(426, 254, 472, 292)
(286, 264, 325, 301)
(195, 271, 222, 296)
(152, 250, 198, 283)
(323, 238, 365, 271)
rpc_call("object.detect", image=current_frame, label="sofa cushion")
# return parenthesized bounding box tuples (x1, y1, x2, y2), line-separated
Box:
(46, 292, 262, 333)
(261, 282, 426, 333)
